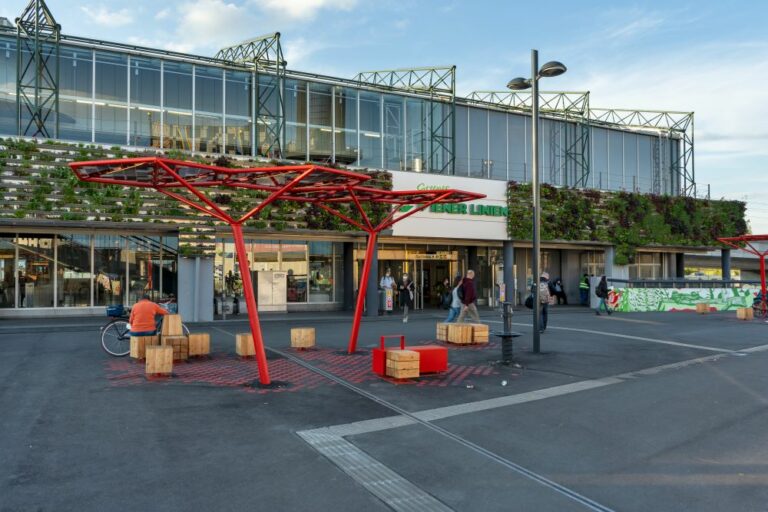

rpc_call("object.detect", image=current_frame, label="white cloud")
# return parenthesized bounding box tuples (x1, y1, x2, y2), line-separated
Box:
(155, 8, 171, 20)
(257, 0, 358, 21)
(80, 5, 135, 27)
(169, 0, 259, 53)
(606, 14, 666, 40)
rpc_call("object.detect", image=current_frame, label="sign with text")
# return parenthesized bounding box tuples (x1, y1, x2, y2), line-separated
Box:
(391, 171, 509, 240)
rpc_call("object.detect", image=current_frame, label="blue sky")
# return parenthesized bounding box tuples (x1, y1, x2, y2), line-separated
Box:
(2, 0, 766, 230)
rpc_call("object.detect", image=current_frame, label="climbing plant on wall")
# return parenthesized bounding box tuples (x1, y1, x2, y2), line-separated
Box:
(507, 182, 747, 265)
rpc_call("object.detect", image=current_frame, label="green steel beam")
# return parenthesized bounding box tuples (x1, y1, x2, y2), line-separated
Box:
(16, 0, 60, 138)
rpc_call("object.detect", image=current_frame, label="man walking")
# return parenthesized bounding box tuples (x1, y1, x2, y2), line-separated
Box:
(456, 269, 481, 323)
(595, 275, 612, 315)
(537, 272, 552, 332)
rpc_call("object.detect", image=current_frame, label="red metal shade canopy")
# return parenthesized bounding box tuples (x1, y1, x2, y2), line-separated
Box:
(718, 235, 768, 304)
(70, 157, 484, 385)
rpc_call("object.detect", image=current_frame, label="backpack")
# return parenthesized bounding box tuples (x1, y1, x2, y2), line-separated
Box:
(538, 282, 551, 303)
(457, 283, 465, 302)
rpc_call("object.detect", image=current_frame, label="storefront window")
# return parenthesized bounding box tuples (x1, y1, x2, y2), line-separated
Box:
(163, 61, 193, 151)
(334, 87, 358, 165)
(94, 235, 125, 306)
(16, 236, 54, 308)
(285, 80, 307, 160)
(629, 252, 662, 280)
(282, 241, 307, 303)
(308, 83, 332, 162)
(359, 91, 382, 168)
(160, 236, 178, 299)
(250, 240, 280, 271)
(57, 234, 92, 307)
(127, 237, 161, 304)
(0, 235, 15, 308)
(309, 242, 333, 303)
(195, 66, 224, 153)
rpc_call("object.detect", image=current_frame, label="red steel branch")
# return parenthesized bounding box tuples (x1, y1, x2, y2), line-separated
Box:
(718, 235, 768, 302)
(69, 157, 483, 382)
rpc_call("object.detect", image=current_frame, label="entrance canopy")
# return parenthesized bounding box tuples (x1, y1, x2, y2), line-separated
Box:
(70, 157, 484, 385)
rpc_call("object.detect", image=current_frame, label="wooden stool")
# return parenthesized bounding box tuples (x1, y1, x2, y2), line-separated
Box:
(737, 307, 754, 320)
(236, 333, 255, 357)
(385, 349, 420, 379)
(161, 314, 184, 336)
(436, 323, 449, 341)
(696, 303, 710, 314)
(469, 323, 489, 344)
(291, 328, 315, 349)
(130, 335, 159, 359)
(188, 333, 211, 356)
(145, 345, 173, 376)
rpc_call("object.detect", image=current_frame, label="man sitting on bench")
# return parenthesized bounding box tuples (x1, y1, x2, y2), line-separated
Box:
(129, 293, 169, 336)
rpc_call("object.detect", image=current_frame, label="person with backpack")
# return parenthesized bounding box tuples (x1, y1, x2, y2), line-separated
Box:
(595, 275, 612, 315)
(399, 273, 415, 323)
(443, 275, 464, 323)
(552, 276, 567, 305)
(456, 269, 481, 323)
(535, 272, 552, 332)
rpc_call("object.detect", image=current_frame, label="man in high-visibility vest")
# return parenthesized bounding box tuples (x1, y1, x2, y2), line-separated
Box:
(579, 273, 590, 306)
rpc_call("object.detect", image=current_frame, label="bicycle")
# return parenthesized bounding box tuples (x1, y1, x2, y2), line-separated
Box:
(101, 304, 190, 357)
(752, 292, 768, 319)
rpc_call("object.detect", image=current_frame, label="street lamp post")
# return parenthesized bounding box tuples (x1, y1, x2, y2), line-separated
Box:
(507, 49, 566, 354)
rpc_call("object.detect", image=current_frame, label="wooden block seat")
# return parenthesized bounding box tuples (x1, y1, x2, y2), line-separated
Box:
(696, 303, 710, 314)
(162, 335, 189, 361)
(385, 349, 420, 379)
(145, 345, 173, 376)
(436, 323, 449, 341)
(446, 323, 474, 344)
(161, 314, 184, 336)
(469, 323, 489, 344)
(291, 327, 316, 349)
(236, 333, 256, 357)
(737, 307, 754, 320)
(188, 333, 211, 356)
(130, 335, 159, 359)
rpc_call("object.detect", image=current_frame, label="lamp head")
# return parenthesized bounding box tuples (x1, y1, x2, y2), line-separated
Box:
(506, 77, 531, 90)
(539, 61, 567, 78)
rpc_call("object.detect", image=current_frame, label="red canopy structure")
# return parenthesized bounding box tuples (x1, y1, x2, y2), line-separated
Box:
(70, 157, 484, 385)
(718, 235, 768, 310)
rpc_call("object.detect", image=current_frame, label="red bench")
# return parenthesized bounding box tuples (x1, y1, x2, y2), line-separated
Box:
(372, 335, 448, 375)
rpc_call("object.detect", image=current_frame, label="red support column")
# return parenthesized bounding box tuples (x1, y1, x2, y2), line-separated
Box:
(348, 230, 377, 354)
(760, 255, 766, 303)
(231, 223, 271, 385)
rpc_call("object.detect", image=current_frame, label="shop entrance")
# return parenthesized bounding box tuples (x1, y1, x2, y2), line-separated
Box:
(375, 248, 461, 311)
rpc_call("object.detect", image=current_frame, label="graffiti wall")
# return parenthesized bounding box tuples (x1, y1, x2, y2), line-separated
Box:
(609, 287, 759, 313)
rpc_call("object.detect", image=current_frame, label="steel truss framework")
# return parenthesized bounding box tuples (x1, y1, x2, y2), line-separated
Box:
(16, 0, 59, 138)
(69, 157, 483, 385)
(589, 108, 695, 196)
(355, 66, 456, 175)
(216, 33, 286, 158)
(468, 91, 591, 188)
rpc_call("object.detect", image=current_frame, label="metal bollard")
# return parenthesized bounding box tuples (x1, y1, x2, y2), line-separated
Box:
(501, 301, 514, 363)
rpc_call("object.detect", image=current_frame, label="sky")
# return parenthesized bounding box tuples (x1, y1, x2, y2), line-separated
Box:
(2, 0, 766, 231)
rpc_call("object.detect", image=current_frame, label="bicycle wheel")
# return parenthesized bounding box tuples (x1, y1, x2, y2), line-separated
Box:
(101, 319, 131, 356)
(753, 301, 768, 319)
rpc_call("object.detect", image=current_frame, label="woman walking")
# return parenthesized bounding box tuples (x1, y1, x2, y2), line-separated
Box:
(443, 275, 463, 323)
(400, 273, 415, 323)
(595, 275, 612, 315)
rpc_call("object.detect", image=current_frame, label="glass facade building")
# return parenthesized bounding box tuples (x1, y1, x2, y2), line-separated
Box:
(0, 33, 683, 195)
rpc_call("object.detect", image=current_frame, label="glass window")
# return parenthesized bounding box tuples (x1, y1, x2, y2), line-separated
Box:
(214, 239, 238, 296)
(334, 87, 358, 165)
(250, 240, 279, 271)
(468, 107, 488, 178)
(609, 130, 624, 190)
(95, 104, 128, 144)
(0, 37, 17, 135)
(333, 242, 344, 303)
(195, 66, 223, 113)
(16, 235, 54, 308)
(383, 95, 404, 171)
(359, 91, 381, 168)
(508, 113, 526, 181)
(637, 134, 652, 193)
(308, 83, 332, 162)
(284, 80, 307, 160)
(454, 105, 469, 176)
(256, 73, 280, 158)
(309, 242, 334, 303)
(160, 236, 178, 299)
(59, 98, 93, 143)
(405, 98, 426, 172)
(126, 237, 161, 305)
(129, 57, 161, 147)
(226, 116, 252, 155)
(57, 234, 91, 307)
(624, 133, 639, 191)
(592, 127, 608, 189)
(629, 252, 662, 279)
(60, 47, 92, 99)
(195, 113, 223, 153)
(282, 241, 307, 303)
(95, 52, 127, 103)
(488, 110, 507, 180)
(0, 235, 14, 308)
(164, 62, 192, 110)
(94, 235, 126, 306)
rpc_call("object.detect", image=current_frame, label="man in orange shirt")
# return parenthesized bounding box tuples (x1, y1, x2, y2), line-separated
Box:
(129, 294, 169, 335)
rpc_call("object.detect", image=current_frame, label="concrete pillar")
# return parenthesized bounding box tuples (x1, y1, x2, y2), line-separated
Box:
(675, 253, 685, 278)
(503, 240, 514, 303)
(363, 234, 379, 317)
(178, 257, 214, 322)
(343, 242, 354, 310)
(721, 249, 731, 281)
